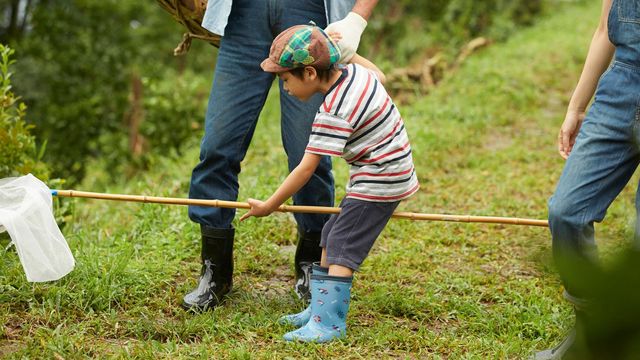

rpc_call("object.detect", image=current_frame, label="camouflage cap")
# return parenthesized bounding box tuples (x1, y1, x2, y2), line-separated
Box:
(261, 24, 341, 73)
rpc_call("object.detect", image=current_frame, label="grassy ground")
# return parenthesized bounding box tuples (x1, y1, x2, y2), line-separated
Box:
(2, 0, 637, 358)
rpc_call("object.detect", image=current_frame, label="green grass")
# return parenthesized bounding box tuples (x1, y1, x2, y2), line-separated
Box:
(2, 1, 636, 358)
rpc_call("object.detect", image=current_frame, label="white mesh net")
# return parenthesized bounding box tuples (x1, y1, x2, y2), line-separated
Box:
(0, 174, 74, 282)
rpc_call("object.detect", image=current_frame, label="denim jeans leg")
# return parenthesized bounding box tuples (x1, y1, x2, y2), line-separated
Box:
(277, 0, 327, 30)
(548, 99, 640, 295)
(188, 1, 275, 228)
(279, 89, 335, 233)
(276, 0, 334, 233)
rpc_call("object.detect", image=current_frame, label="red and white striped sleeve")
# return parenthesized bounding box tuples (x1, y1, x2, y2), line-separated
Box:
(305, 112, 352, 157)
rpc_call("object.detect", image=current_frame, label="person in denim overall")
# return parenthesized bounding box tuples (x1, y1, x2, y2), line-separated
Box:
(535, 0, 640, 358)
(182, 0, 378, 312)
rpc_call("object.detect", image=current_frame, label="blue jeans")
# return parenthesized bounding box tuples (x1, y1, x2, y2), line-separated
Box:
(548, 61, 640, 296)
(189, 0, 334, 232)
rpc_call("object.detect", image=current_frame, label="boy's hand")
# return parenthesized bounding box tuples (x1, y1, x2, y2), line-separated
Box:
(240, 198, 276, 222)
(558, 109, 585, 159)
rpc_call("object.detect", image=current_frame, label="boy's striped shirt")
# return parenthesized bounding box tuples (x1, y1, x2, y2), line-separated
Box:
(306, 63, 419, 202)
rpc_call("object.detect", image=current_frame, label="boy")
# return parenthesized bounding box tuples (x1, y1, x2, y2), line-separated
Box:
(240, 24, 419, 343)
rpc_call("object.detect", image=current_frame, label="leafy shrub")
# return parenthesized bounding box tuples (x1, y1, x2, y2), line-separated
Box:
(0, 45, 49, 180)
(363, 0, 549, 66)
(93, 69, 209, 176)
(10, 0, 204, 183)
(140, 69, 208, 155)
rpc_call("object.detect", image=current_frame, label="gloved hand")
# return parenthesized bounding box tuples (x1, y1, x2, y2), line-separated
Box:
(325, 12, 367, 63)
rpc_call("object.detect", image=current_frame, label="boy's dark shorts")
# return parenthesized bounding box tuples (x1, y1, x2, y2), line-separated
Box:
(320, 197, 399, 271)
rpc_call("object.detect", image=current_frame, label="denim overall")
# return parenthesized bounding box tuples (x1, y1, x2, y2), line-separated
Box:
(188, 0, 337, 232)
(548, 0, 640, 300)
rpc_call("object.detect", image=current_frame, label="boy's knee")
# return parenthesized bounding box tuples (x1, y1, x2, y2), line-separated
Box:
(548, 195, 580, 226)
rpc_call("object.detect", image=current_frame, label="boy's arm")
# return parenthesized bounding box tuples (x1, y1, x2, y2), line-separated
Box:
(240, 153, 322, 221)
(350, 53, 386, 84)
(558, 0, 614, 159)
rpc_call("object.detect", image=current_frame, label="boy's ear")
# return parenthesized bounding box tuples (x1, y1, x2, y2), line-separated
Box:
(304, 66, 318, 80)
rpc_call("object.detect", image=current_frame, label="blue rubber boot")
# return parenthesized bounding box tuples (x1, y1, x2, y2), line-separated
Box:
(279, 263, 328, 328)
(283, 273, 352, 343)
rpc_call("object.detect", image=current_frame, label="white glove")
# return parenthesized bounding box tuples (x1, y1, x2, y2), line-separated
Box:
(325, 12, 367, 63)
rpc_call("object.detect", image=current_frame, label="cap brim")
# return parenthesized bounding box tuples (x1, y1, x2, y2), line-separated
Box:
(260, 58, 291, 73)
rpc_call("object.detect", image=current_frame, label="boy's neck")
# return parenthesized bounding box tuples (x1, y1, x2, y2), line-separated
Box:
(317, 67, 345, 95)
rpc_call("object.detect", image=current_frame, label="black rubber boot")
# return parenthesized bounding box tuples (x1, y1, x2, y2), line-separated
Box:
(293, 227, 322, 300)
(181, 226, 234, 312)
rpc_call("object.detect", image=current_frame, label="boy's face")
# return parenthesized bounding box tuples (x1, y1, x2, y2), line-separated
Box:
(279, 68, 318, 102)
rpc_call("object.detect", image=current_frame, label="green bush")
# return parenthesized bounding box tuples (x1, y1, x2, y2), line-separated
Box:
(92, 69, 209, 176)
(363, 0, 549, 66)
(10, 0, 207, 184)
(0, 45, 49, 180)
(140, 69, 208, 155)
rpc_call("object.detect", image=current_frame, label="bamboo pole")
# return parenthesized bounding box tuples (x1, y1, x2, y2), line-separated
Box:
(52, 190, 549, 227)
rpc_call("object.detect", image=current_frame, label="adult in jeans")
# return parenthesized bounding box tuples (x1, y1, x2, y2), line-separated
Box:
(183, 0, 379, 312)
(535, 0, 640, 358)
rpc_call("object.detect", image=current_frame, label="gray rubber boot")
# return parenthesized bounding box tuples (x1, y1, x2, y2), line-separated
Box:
(532, 329, 576, 360)
(532, 292, 588, 360)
